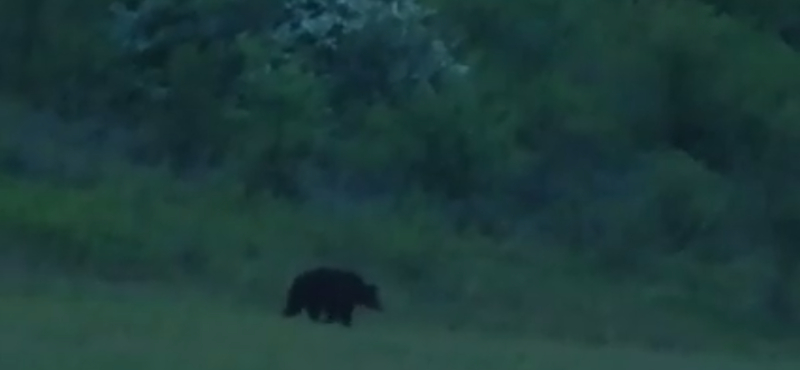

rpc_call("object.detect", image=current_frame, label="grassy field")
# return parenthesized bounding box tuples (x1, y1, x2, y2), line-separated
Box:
(0, 276, 797, 370)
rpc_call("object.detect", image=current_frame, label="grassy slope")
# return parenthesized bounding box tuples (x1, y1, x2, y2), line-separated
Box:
(0, 169, 787, 355)
(0, 128, 797, 356)
(1, 101, 799, 363)
(0, 278, 798, 370)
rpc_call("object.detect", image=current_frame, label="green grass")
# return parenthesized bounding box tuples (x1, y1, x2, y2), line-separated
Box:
(0, 278, 797, 370)
(0, 170, 798, 356)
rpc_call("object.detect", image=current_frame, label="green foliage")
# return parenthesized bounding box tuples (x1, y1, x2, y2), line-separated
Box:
(141, 42, 235, 169)
(0, 0, 117, 117)
(345, 80, 523, 200)
(230, 36, 332, 198)
(3, 0, 800, 351)
(0, 170, 478, 294)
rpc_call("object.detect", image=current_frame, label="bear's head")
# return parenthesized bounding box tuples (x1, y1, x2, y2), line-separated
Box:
(359, 283, 382, 311)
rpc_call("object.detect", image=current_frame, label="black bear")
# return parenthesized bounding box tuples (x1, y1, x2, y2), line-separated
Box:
(282, 266, 382, 327)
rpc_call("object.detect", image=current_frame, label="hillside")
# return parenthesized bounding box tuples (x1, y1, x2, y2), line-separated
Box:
(0, 0, 799, 357)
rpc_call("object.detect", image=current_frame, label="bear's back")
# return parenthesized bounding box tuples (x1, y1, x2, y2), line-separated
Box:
(296, 267, 365, 289)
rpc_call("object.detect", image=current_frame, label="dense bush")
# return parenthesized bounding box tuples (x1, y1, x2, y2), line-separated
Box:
(1, 0, 800, 350)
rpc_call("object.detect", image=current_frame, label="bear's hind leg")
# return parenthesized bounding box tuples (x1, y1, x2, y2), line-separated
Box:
(322, 309, 337, 323)
(339, 312, 352, 327)
(336, 304, 354, 327)
(282, 294, 302, 317)
(307, 304, 323, 322)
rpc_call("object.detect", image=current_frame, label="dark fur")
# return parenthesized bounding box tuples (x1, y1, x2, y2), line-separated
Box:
(282, 267, 382, 327)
